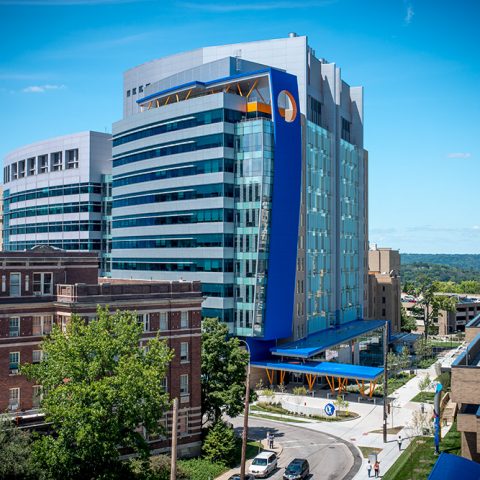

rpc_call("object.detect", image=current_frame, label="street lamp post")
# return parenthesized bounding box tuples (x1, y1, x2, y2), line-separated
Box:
(239, 340, 251, 480)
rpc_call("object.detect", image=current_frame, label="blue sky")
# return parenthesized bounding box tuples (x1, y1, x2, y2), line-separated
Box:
(0, 0, 478, 254)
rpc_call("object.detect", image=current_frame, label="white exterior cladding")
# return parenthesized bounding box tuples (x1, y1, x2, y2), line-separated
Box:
(115, 34, 368, 339)
(2, 131, 111, 254)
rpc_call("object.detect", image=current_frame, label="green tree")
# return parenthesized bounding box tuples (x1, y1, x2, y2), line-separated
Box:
(21, 307, 173, 480)
(414, 278, 457, 341)
(0, 416, 39, 479)
(202, 420, 238, 467)
(400, 307, 417, 332)
(201, 317, 250, 425)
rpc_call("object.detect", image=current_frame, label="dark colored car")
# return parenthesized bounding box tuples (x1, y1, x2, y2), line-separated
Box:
(283, 458, 310, 479)
(228, 475, 255, 480)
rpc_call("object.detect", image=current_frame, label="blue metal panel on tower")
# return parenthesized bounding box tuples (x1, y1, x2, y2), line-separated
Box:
(261, 68, 302, 341)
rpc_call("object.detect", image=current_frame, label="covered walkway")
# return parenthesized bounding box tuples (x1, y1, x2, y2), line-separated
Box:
(251, 360, 384, 397)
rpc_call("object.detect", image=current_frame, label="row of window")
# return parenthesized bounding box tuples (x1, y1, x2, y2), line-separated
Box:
(6, 240, 101, 251)
(112, 158, 234, 188)
(112, 133, 235, 167)
(112, 208, 234, 229)
(3, 272, 53, 297)
(113, 109, 242, 147)
(4, 149, 79, 183)
(6, 310, 192, 339)
(6, 221, 102, 236)
(126, 83, 149, 98)
(113, 258, 234, 272)
(112, 233, 234, 250)
(113, 183, 234, 209)
(5, 183, 101, 204)
(6, 374, 190, 411)
(6, 202, 102, 219)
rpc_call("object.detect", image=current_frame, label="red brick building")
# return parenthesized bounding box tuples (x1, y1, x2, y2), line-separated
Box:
(0, 247, 203, 457)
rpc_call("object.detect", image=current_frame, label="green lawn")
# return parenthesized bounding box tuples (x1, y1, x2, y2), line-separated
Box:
(429, 341, 462, 348)
(411, 392, 435, 403)
(249, 412, 311, 423)
(382, 422, 461, 480)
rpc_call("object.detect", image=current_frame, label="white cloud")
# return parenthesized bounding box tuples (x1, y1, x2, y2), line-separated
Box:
(447, 152, 472, 159)
(178, 0, 336, 12)
(22, 84, 66, 93)
(404, 3, 414, 25)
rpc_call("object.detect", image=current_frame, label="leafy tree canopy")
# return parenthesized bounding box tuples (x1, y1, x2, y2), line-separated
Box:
(22, 307, 173, 480)
(0, 416, 39, 479)
(201, 317, 250, 425)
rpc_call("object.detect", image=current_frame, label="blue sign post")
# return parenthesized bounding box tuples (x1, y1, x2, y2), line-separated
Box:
(324, 403, 336, 417)
(433, 383, 443, 454)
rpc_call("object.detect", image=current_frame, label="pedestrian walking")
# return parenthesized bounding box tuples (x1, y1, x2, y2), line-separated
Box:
(366, 460, 372, 477)
(397, 435, 403, 451)
(374, 460, 380, 478)
(267, 431, 274, 449)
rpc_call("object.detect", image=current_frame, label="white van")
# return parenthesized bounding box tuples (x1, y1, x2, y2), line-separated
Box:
(248, 451, 278, 478)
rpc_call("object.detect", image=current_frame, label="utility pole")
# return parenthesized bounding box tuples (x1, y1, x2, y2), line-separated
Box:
(383, 322, 389, 443)
(239, 340, 251, 480)
(170, 397, 178, 480)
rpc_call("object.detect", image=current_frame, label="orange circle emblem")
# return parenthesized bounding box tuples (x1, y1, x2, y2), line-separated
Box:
(277, 90, 297, 123)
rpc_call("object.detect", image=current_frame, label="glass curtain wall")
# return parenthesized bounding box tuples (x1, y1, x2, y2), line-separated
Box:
(233, 119, 274, 337)
(305, 121, 334, 334)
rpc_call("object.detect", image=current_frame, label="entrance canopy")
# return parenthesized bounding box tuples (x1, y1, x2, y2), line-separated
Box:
(428, 452, 480, 480)
(251, 360, 383, 382)
(270, 320, 386, 359)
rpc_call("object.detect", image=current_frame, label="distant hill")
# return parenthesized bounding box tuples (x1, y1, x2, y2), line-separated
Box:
(400, 254, 480, 285)
(401, 254, 480, 271)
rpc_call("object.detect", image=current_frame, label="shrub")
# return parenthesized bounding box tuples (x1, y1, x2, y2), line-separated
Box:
(292, 386, 307, 396)
(436, 371, 451, 391)
(202, 420, 237, 467)
(260, 388, 275, 400)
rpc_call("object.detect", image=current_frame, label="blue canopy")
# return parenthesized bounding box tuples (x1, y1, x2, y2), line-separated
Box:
(250, 359, 383, 381)
(270, 319, 386, 359)
(428, 452, 480, 479)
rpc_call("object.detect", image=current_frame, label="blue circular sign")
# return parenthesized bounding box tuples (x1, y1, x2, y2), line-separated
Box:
(324, 403, 336, 417)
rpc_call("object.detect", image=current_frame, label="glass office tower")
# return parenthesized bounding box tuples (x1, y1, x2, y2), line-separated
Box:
(111, 35, 368, 354)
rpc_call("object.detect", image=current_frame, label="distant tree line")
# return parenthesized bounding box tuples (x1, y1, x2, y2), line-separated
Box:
(401, 254, 480, 271)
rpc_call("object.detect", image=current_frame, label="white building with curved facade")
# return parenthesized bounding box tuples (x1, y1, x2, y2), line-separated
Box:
(2, 131, 112, 273)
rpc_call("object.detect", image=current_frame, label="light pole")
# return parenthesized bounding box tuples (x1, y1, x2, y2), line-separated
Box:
(238, 339, 251, 480)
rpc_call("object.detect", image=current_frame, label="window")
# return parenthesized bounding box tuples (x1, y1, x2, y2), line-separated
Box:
(132, 87, 137, 95)
(32, 350, 43, 363)
(127, 90, 131, 97)
(9, 317, 20, 337)
(180, 374, 189, 396)
(180, 342, 189, 363)
(32, 386, 43, 408)
(4, 165, 10, 183)
(9, 388, 20, 411)
(32, 315, 53, 335)
(9, 273, 21, 296)
(11, 162, 18, 180)
(66, 149, 79, 169)
(50, 151, 63, 171)
(38, 155, 49, 174)
(60, 315, 68, 333)
(160, 377, 168, 392)
(139, 85, 144, 93)
(9, 352, 20, 374)
(178, 413, 189, 435)
(137, 313, 150, 332)
(33, 272, 53, 295)
(27, 157, 36, 176)
(160, 312, 168, 330)
(18, 159, 25, 178)
(341, 117, 351, 143)
(180, 311, 188, 329)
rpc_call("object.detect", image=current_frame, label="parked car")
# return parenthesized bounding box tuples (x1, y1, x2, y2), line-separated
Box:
(248, 451, 278, 478)
(228, 475, 255, 480)
(283, 458, 310, 479)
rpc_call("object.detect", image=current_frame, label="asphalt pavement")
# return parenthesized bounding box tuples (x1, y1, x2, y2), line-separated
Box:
(227, 416, 362, 480)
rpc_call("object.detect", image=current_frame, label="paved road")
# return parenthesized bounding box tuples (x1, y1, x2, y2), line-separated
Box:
(231, 417, 361, 480)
